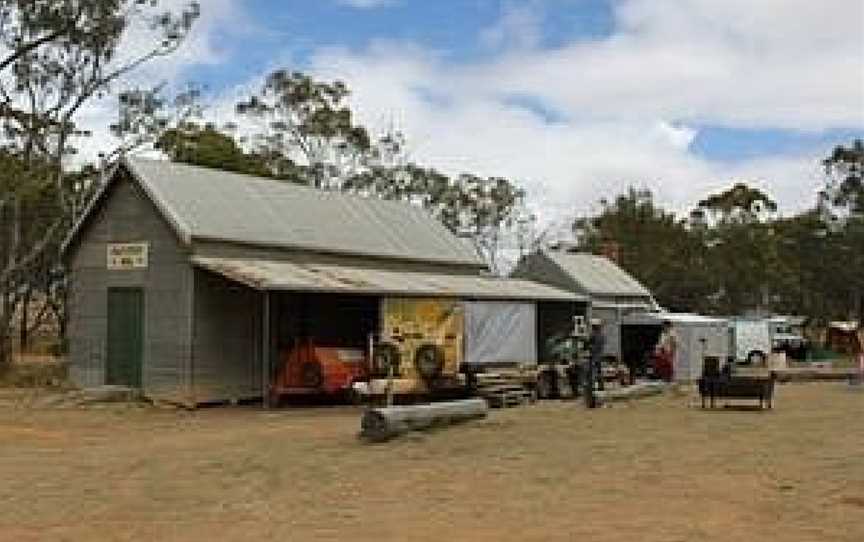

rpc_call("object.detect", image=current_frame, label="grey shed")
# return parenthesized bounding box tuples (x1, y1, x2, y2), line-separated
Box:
(63, 158, 577, 405)
(511, 251, 658, 360)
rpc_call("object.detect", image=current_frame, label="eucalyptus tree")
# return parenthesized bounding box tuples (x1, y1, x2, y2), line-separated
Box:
(235, 70, 372, 189)
(0, 0, 200, 360)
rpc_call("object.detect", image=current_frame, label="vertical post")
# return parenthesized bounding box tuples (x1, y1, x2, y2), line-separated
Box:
(385, 350, 395, 408)
(262, 291, 271, 408)
(186, 266, 197, 408)
(367, 332, 374, 374)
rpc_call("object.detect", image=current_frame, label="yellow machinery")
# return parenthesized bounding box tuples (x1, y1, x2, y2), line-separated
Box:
(366, 297, 464, 395)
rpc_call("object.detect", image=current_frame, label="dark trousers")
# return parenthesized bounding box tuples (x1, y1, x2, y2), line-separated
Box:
(567, 364, 582, 397)
(584, 363, 599, 408)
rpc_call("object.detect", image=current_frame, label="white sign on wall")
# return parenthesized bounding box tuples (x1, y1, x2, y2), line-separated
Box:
(107, 242, 149, 270)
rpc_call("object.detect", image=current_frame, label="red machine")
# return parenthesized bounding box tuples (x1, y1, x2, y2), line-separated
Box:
(271, 340, 367, 400)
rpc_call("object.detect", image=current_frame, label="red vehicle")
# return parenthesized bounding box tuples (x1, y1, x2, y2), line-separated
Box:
(270, 340, 367, 402)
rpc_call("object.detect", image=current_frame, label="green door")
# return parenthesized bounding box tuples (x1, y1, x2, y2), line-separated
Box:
(106, 288, 144, 388)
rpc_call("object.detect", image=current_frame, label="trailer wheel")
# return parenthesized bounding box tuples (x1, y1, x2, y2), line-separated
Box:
(536, 370, 557, 399)
(301, 362, 323, 388)
(415, 344, 445, 382)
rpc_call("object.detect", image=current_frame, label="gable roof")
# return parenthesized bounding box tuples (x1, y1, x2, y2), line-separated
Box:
(63, 158, 484, 267)
(543, 251, 652, 298)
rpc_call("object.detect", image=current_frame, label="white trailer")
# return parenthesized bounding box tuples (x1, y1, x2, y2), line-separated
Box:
(730, 318, 772, 365)
(622, 312, 730, 382)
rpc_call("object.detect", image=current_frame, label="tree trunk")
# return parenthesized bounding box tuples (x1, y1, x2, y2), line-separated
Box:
(19, 287, 30, 352)
(359, 399, 488, 442)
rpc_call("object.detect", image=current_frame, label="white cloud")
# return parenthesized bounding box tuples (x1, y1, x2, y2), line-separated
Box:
(466, 0, 864, 131)
(305, 0, 863, 229)
(69, 0, 252, 164)
(479, 1, 544, 52)
(68, 0, 862, 234)
(337, 0, 396, 9)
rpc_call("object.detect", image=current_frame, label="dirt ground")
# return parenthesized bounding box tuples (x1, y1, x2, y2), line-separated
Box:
(1, 383, 862, 542)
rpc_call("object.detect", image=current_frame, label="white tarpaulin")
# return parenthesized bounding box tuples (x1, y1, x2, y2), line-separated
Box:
(464, 302, 537, 365)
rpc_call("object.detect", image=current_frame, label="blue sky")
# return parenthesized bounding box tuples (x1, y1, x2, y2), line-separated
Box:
(100, 0, 864, 223)
(187, 1, 615, 87)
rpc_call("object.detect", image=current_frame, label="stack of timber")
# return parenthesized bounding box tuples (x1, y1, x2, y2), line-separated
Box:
(473, 367, 537, 408)
(594, 381, 668, 406)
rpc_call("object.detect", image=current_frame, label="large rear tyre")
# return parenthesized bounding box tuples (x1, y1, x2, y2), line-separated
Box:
(415, 344, 445, 382)
(536, 370, 558, 400)
(300, 362, 323, 388)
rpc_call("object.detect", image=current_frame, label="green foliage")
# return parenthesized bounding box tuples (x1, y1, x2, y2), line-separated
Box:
(574, 188, 714, 312)
(155, 122, 302, 181)
(822, 139, 864, 216)
(698, 183, 777, 221)
(235, 70, 371, 188)
(345, 165, 531, 271)
(0, 0, 200, 362)
(573, 174, 864, 322)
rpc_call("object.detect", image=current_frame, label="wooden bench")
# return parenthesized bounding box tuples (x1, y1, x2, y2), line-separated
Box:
(698, 375, 776, 410)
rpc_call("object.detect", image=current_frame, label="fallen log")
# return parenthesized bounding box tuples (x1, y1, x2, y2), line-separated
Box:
(771, 368, 858, 383)
(360, 399, 488, 442)
(594, 381, 668, 405)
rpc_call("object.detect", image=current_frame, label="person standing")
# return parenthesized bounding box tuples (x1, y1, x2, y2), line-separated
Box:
(855, 327, 864, 382)
(585, 320, 604, 408)
(653, 320, 677, 382)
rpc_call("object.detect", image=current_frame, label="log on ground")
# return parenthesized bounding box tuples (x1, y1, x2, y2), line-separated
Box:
(772, 368, 858, 383)
(359, 399, 489, 442)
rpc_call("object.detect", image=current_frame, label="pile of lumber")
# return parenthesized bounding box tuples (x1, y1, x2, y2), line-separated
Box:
(594, 381, 668, 405)
(473, 369, 536, 408)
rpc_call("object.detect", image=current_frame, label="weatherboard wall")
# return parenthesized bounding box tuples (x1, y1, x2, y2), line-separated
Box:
(191, 268, 263, 403)
(65, 172, 194, 403)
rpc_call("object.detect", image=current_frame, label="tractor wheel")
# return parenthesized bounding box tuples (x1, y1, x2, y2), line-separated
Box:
(536, 370, 557, 400)
(300, 361, 323, 388)
(414, 344, 445, 382)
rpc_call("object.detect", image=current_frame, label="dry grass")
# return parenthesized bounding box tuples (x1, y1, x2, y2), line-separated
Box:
(0, 383, 862, 542)
(0, 360, 68, 389)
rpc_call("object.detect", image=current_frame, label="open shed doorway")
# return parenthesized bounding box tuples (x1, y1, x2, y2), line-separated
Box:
(621, 324, 662, 378)
(269, 292, 380, 404)
(536, 301, 589, 363)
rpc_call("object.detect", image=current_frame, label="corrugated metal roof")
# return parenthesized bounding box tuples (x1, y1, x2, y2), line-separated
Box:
(545, 252, 652, 297)
(67, 158, 484, 267)
(192, 256, 583, 301)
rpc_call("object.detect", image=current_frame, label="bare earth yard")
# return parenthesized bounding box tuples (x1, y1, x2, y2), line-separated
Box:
(1, 383, 862, 542)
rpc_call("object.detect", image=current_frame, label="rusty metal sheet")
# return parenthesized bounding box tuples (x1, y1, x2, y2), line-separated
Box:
(191, 256, 582, 301)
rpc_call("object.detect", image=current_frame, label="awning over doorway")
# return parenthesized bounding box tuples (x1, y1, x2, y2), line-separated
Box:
(192, 257, 582, 302)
